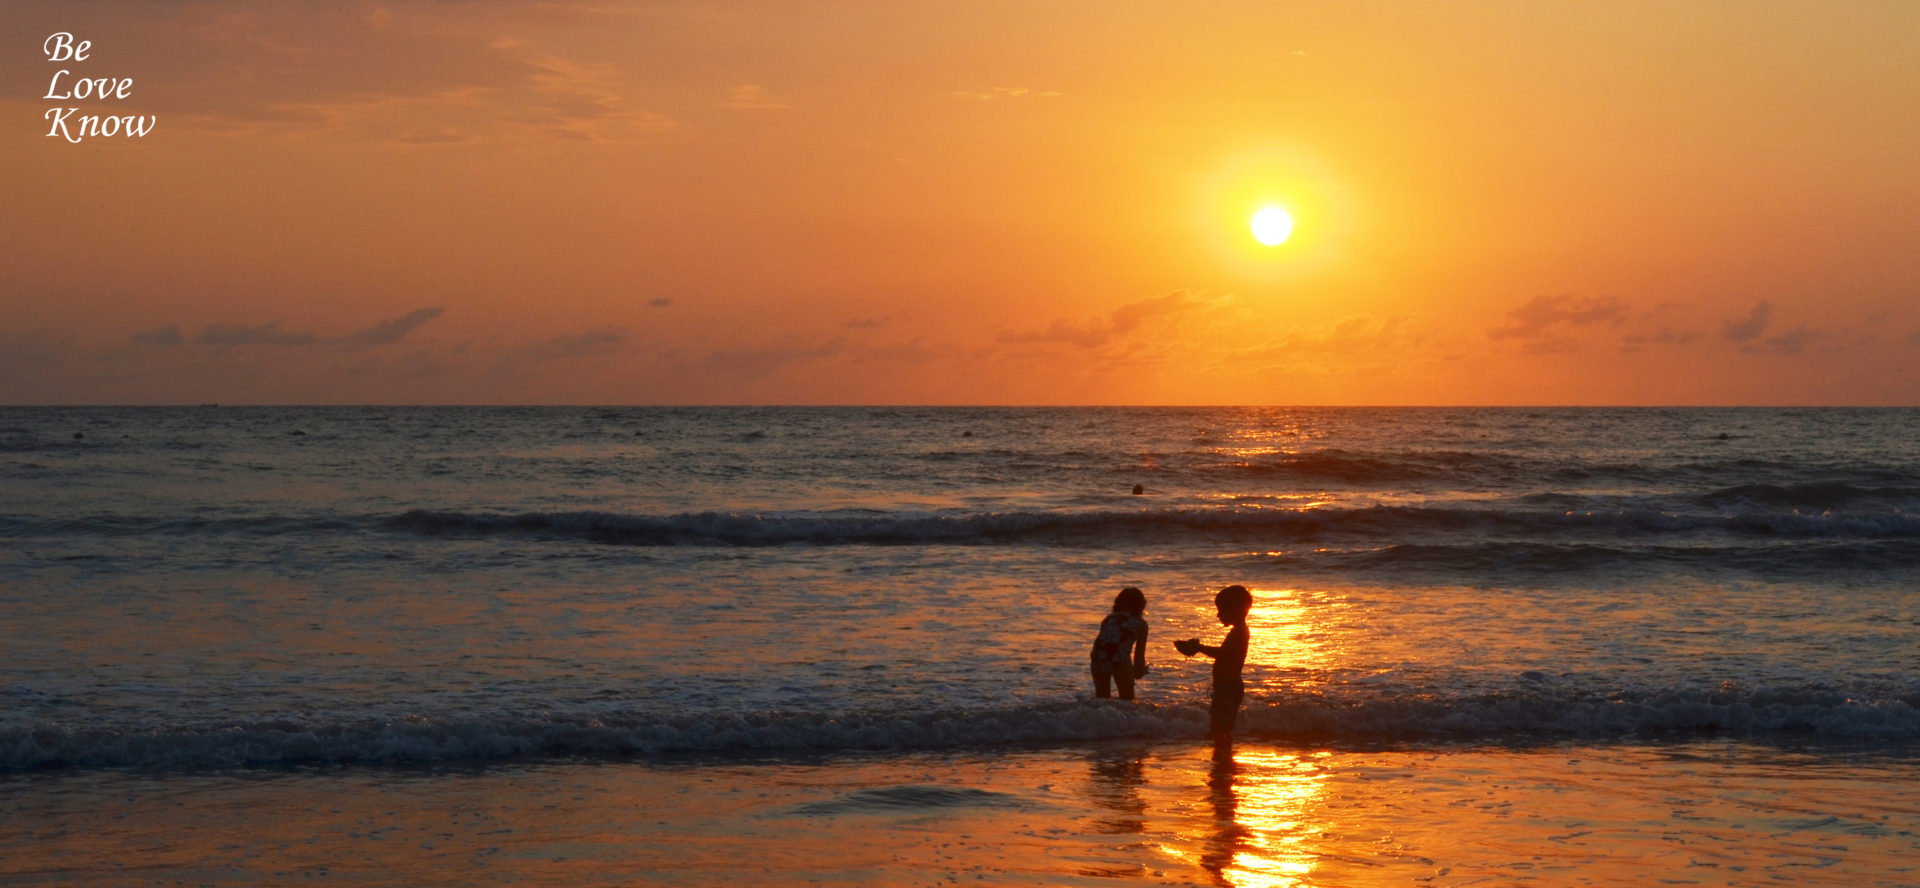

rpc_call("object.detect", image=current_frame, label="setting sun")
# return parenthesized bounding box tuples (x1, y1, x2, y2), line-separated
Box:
(1251, 207, 1294, 246)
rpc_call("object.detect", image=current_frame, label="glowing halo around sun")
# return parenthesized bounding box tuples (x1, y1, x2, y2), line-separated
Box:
(1251, 206, 1294, 246)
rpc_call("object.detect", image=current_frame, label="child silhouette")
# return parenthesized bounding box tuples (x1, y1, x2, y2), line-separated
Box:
(1089, 587, 1150, 699)
(1175, 585, 1251, 746)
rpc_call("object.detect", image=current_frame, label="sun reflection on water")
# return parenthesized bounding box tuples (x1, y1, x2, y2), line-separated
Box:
(1244, 587, 1331, 679)
(1197, 748, 1332, 887)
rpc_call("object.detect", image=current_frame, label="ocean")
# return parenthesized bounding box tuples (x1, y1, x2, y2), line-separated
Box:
(3, 406, 1917, 885)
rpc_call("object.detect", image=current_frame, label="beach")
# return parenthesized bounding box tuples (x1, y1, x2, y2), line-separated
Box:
(8, 741, 1918, 885)
(3, 406, 1917, 884)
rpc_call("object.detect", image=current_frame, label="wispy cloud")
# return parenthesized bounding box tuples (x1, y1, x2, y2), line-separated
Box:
(1751, 325, 1823, 355)
(1619, 328, 1700, 352)
(137, 309, 443, 350)
(130, 325, 184, 346)
(699, 336, 848, 378)
(511, 54, 677, 141)
(345, 307, 445, 346)
(720, 84, 789, 110)
(1222, 315, 1439, 377)
(525, 326, 633, 360)
(951, 86, 1061, 101)
(1002, 291, 1213, 349)
(1238, 315, 1419, 357)
(1487, 295, 1627, 340)
(1722, 302, 1773, 344)
(196, 322, 318, 347)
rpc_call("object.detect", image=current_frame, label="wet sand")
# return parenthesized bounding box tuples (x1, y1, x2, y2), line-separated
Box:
(5, 739, 1917, 886)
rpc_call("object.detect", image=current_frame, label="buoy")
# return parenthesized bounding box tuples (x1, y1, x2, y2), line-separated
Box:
(1132, 484, 1144, 495)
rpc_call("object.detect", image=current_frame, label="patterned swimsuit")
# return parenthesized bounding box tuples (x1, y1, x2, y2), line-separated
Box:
(1090, 611, 1144, 672)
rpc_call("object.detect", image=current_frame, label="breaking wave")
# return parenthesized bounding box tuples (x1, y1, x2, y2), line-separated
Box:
(387, 504, 1920, 546)
(8, 683, 1917, 771)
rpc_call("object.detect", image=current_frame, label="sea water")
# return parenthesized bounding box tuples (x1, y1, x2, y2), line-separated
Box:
(3, 407, 1917, 884)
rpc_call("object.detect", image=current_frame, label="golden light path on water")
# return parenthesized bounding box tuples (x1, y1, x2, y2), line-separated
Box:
(1214, 749, 1333, 887)
(1243, 586, 1330, 678)
(1163, 578, 1342, 887)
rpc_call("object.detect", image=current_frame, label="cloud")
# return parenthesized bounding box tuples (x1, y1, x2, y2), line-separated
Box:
(1487, 295, 1627, 340)
(395, 129, 473, 145)
(129, 309, 441, 351)
(196, 322, 317, 347)
(1619, 328, 1700, 351)
(506, 55, 677, 142)
(857, 337, 951, 364)
(1239, 315, 1419, 357)
(130, 325, 184, 346)
(1752, 325, 1822, 355)
(648, 298, 673, 308)
(1217, 315, 1439, 379)
(720, 84, 789, 110)
(1002, 291, 1212, 349)
(1722, 302, 1773, 343)
(345, 307, 445, 346)
(699, 336, 848, 378)
(843, 316, 890, 330)
(1718, 303, 1836, 355)
(525, 326, 633, 360)
(951, 86, 1062, 101)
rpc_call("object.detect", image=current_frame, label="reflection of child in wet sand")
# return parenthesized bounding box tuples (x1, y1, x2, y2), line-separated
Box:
(1176, 585, 1251, 746)
(1089, 587, 1150, 699)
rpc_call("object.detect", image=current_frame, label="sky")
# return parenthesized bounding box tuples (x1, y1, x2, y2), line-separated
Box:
(3, 0, 1918, 405)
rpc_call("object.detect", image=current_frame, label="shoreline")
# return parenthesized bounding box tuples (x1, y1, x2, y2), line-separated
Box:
(6, 737, 1917, 886)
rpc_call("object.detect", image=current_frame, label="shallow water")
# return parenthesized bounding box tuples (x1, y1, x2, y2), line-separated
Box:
(5, 740, 1917, 886)
(4, 407, 1917, 769)
(3, 406, 1917, 882)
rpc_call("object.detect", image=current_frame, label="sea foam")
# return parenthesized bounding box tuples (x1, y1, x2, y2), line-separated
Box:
(8, 688, 1916, 772)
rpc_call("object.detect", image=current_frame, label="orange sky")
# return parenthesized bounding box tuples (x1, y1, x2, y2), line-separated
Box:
(4, 1, 1917, 404)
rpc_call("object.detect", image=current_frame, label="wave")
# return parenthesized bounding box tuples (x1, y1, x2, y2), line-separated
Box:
(387, 504, 1920, 546)
(1256, 540, 1920, 576)
(1699, 482, 1920, 510)
(8, 687, 1917, 771)
(1201, 449, 1525, 485)
(7, 501, 1918, 547)
(1200, 449, 1920, 494)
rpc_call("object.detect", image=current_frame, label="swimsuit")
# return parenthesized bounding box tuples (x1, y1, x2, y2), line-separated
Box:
(1090, 612, 1143, 672)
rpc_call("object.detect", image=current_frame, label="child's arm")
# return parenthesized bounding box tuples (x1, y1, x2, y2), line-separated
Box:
(1194, 626, 1247, 659)
(1177, 638, 1221, 658)
(1131, 622, 1149, 677)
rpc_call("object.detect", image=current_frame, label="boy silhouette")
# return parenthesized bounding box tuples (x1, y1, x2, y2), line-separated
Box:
(1176, 585, 1251, 747)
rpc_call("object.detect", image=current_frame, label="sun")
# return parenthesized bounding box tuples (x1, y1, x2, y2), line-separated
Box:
(1251, 206, 1293, 246)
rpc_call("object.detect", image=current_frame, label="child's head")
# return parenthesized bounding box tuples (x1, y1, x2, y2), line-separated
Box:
(1214, 584, 1252, 625)
(1113, 586, 1147, 616)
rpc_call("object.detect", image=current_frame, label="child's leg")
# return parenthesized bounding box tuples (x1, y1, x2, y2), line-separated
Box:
(1115, 668, 1136, 700)
(1092, 662, 1113, 698)
(1209, 683, 1243, 745)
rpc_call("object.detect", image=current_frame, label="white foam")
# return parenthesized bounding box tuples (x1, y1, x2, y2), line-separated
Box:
(8, 691, 1917, 772)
